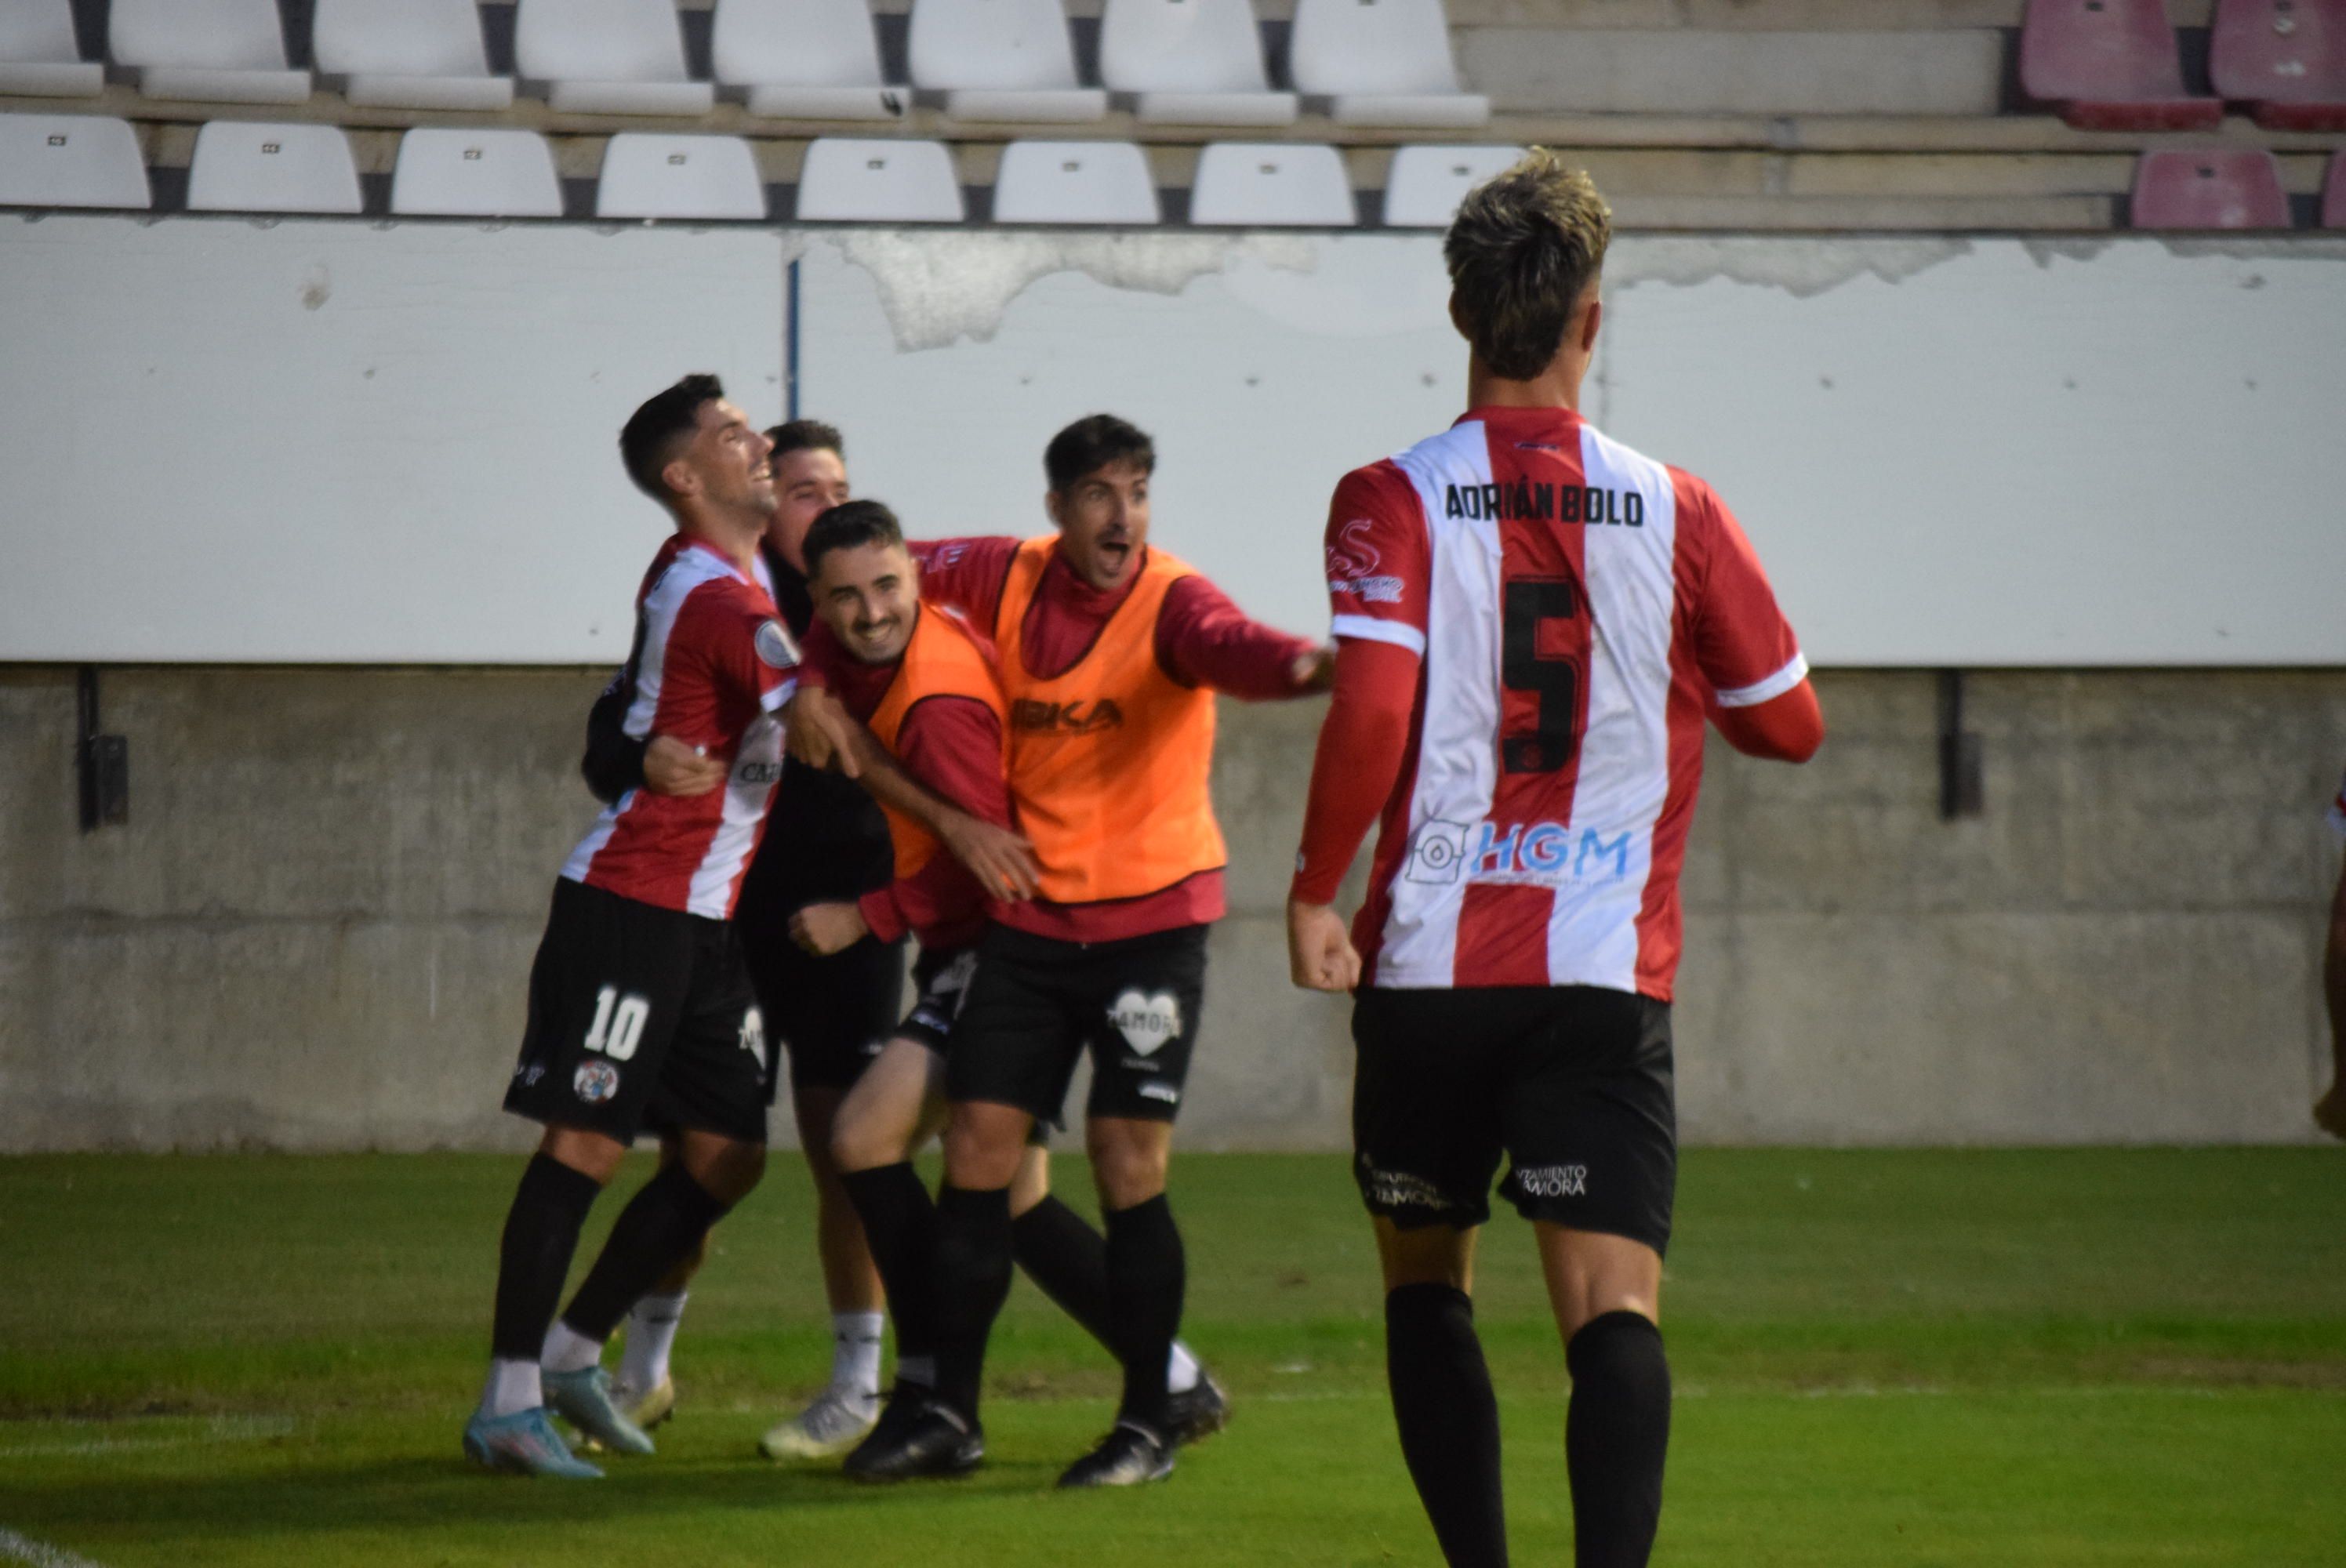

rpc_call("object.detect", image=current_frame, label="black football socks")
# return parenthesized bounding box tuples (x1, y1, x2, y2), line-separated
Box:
(1102, 1194, 1185, 1434)
(930, 1184, 1014, 1421)
(1385, 1282, 1508, 1568)
(557, 1162, 732, 1343)
(490, 1152, 604, 1362)
(1564, 1310, 1671, 1568)
(1010, 1193, 1116, 1348)
(841, 1162, 940, 1371)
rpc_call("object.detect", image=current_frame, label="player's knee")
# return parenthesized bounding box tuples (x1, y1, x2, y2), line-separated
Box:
(829, 1104, 893, 1173)
(539, 1125, 627, 1185)
(1008, 1145, 1051, 1214)
(683, 1138, 766, 1207)
(942, 1114, 1022, 1190)
(1085, 1132, 1168, 1210)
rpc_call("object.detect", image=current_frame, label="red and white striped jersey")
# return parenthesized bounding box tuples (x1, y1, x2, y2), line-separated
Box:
(561, 535, 799, 920)
(2328, 768, 2346, 840)
(1329, 406, 1804, 1000)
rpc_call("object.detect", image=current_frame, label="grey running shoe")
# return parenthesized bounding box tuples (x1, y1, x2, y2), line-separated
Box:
(462, 1406, 604, 1479)
(543, 1367, 656, 1457)
(759, 1386, 881, 1461)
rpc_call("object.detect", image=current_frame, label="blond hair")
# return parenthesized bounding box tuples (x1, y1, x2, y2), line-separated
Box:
(1443, 150, 1612, 382)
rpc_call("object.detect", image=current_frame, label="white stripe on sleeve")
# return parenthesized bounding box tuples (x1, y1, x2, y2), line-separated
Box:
(1713, 652, 1809, 710)
(1331, 615, 1427, 655)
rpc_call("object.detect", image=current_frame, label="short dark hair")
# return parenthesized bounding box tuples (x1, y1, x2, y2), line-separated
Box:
(768, 419, 844, 463)
(804, 499, 906, 578)
(1444, 150, 1611, 382)
(619, 373, 725, 502)
(1044, 414, 1154, 495)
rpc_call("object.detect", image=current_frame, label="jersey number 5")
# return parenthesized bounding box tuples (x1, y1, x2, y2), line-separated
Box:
(1501, 578, 1581, 775)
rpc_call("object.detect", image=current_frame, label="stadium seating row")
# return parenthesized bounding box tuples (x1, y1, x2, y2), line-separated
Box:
(5, 112, 2342, 230)
(0, 111, 1531, 225)
(0, 0, 1487, 129)
(2023, 0, 2345, 132)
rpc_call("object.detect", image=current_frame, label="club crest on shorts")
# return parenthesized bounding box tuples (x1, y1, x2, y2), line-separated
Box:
(1109, 989, 1182, 1057)
(573, 1060, 622, 1105)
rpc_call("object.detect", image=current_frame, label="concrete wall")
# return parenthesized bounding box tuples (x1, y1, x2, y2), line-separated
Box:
(2, 665, 2340, 1152)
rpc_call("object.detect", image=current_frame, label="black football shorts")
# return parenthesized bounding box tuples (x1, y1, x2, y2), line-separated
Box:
(946, 924, 1208, 1125)
(1350, 983, 1676, 1254)
(504, 878, 772, 1145)
(735, 898, 906, 1094)
(895, 943, 980, 1056)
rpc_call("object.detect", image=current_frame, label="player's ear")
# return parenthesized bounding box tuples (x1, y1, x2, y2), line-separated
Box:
(661, 455, 700, 499)
(1447, 289, 1472, 343)
(1577, 291, 1603, 354)
(1044, 488, 1066, 531)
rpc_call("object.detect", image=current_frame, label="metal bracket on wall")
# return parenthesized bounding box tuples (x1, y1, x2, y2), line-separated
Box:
(1937, 669, 1983, 821)
(77, 666, 129, 832)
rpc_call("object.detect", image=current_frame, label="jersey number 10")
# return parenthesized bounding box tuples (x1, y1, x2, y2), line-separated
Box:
(1501, 578, 1582, 775)
(584, 985, 652, 1062)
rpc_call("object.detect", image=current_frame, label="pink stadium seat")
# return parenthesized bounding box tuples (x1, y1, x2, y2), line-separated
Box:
(2323, 148, 2346, 223)
(2021, 0, 2222, 129)
(2130, 148, 2293, 227)
(2211, 0, 2346, 129)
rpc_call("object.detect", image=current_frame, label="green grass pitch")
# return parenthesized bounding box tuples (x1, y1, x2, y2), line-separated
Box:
(1, 1148, 2341, 1566)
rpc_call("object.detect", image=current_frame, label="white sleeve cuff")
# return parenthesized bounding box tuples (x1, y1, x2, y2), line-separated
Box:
(764, 677, 799, 713)
(1713, 652, 1808, 710)
(1331, 615, 1427, 656)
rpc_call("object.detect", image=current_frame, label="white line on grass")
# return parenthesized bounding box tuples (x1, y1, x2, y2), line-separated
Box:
(0, 1527, 109, 1568)
(0, 1414, 294, 1458)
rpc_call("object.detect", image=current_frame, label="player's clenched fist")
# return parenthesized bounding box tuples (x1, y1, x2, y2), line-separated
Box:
(790, 900, 870, 956)
(786, 686, 859, 777)
(642, 734, 728, 797)
(1286, 898, 1360, 993)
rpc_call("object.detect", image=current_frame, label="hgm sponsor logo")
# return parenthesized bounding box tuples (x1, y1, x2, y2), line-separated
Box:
(1404, 819, 1638, 887)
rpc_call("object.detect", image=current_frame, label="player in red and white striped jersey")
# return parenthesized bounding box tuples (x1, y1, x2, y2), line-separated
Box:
(561, 527, 796, 920)
(2318, 768, 2346, 1141)
(466, 376, 802, 1481)
(1287, 154, 1822, 1567)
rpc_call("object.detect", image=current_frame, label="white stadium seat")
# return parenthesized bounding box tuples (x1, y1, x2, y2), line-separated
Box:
(0, 0, 103, 98)
(1380, 143, 1523, 227)
(1288, 0, 1488, 128)
(0, 113, 149, 209)
(515, 0, 717, 116)
(992, 140, 1160, 224)
(110, 0, 313, 107)
(908, 0, 1108, 123)
(714, 0, 906, 121)
(313, 0, 516, 112)
(1188, 140, 1356, 226)
(597, 132, 768, 219)
(390, 127, 565, 217)
(187, 121, 362, 215)
(1099, 0, 1296, 126)
(794, 136, 964, 221)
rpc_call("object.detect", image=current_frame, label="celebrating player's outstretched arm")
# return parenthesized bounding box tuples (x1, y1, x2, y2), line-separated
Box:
(787, 689, 1043, 902)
